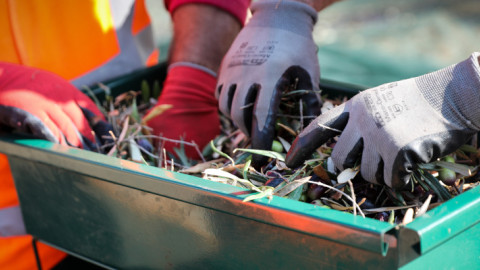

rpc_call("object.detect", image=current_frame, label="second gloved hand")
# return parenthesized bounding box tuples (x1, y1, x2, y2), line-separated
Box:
(143, 64, 220, 159)
(217, 0, 321, 165)
(286, 53, 480, 189)
(0, 62, 112, 150)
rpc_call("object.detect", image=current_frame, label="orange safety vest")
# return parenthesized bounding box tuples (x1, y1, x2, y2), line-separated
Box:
(0, 0, 159, 87)
(0, 155, 67, 269)
(0, 0, 158, 268)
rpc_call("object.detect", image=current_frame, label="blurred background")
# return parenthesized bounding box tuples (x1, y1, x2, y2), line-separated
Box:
(145, 0, 480, 88)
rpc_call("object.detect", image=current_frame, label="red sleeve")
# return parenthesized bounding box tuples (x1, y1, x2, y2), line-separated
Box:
(164, 0, 251, 25)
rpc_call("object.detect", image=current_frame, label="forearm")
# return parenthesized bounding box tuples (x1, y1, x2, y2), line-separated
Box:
(168, 4, 242, 72)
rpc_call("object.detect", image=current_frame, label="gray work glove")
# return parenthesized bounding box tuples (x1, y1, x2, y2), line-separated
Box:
(217, 0, 321, 165)
(286, 52, 480, 189)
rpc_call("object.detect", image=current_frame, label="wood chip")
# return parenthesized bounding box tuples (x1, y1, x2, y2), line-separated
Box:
(313, 164, 330, 181)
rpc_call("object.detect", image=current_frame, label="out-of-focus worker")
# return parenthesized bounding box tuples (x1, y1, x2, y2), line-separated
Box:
(0, 0, 249, 268)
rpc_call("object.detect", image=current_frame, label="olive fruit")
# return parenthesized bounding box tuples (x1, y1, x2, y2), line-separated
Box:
(439, 156, 457, 186)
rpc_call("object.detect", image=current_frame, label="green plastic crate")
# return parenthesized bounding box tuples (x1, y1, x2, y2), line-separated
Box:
(1, 65, 479, 269)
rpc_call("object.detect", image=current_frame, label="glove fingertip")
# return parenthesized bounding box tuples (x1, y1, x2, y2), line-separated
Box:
(79, 105, 115, 146)
(389, 170, 412, 190)
(286, 109, 349, 168)
(285, 135, 311, 168)
(79, 106, 97, 120)
(80, 135, 96, 151)
(250, 131, 275, 169)
(251, 154, 270, 170)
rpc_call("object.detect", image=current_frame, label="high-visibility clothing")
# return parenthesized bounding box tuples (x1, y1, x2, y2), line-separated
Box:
(0, 1, 157, 268)
(0, 0, 158, 88)
(0, 0, 250, 89)
(0, 154, 67, 270)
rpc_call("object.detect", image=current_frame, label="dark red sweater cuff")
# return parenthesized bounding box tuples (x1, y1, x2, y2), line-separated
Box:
(164, 0, 251, 25)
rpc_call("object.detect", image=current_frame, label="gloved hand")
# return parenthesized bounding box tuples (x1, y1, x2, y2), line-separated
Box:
(286, 53, 480, 189)
(0, 62, 112, 150)
(143, 64, 220, 159)
(216, 0, 321, 165)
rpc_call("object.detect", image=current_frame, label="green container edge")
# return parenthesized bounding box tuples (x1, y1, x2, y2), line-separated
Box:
(0, 136, 395, 256)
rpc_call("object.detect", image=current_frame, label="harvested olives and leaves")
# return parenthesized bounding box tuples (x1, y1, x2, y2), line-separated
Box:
(84, 81, 480, 225)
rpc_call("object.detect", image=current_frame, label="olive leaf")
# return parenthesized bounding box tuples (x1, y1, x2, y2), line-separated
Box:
(211, 141, 235, 165)
(434, 160, 473, 176)
(128, 138, 144, 163)
(336, 167, 359, 184)
(275, 176, 311, 197)
(142, 104, 173, 124)
(233, 148, 285, 162)
(243, 187, 274, 203)
(141, 80, 150, 104)
(179, 158, 223, 174)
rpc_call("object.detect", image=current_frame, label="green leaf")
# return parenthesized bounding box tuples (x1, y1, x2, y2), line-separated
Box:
(244, 171, 268, 183)
(243, 158, 251, 180)
(275, 176, 310, 197)
(233, 152, 252, 165)
(388, 210, 395, 224)
(203, 168, 239, 181)
(420, 170, 451, 201)
(174, 143, 191, 167)
(141, 80, 150, 103)
(272, 181, 287, 193)
(385, 188, 406, 206)
(152, 80, 161, 99)
(203, 169, 260, 191)
(419, 160, 473, 177)
(233, 148, 285, 162)
(458, 144, 479, 154)
(81, 85, 107, 116)
(434, 160, 473, 176)
(412, 171, 430, 192)
(394, 191, 407, 206)
(211, 141, 235, 165)
(130, 98, 140, 123)
(287, 164, 307, 182)
(128, 139, 143, 163)
(418, 163, 436, 170)
(243, 187, 274, 203)
(201, 142, 213, 157)
(179, 158, 222, 174)
(287, 183, 306, 201)
(142, 104, 172, 124)
(97, 82, 112, 97)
